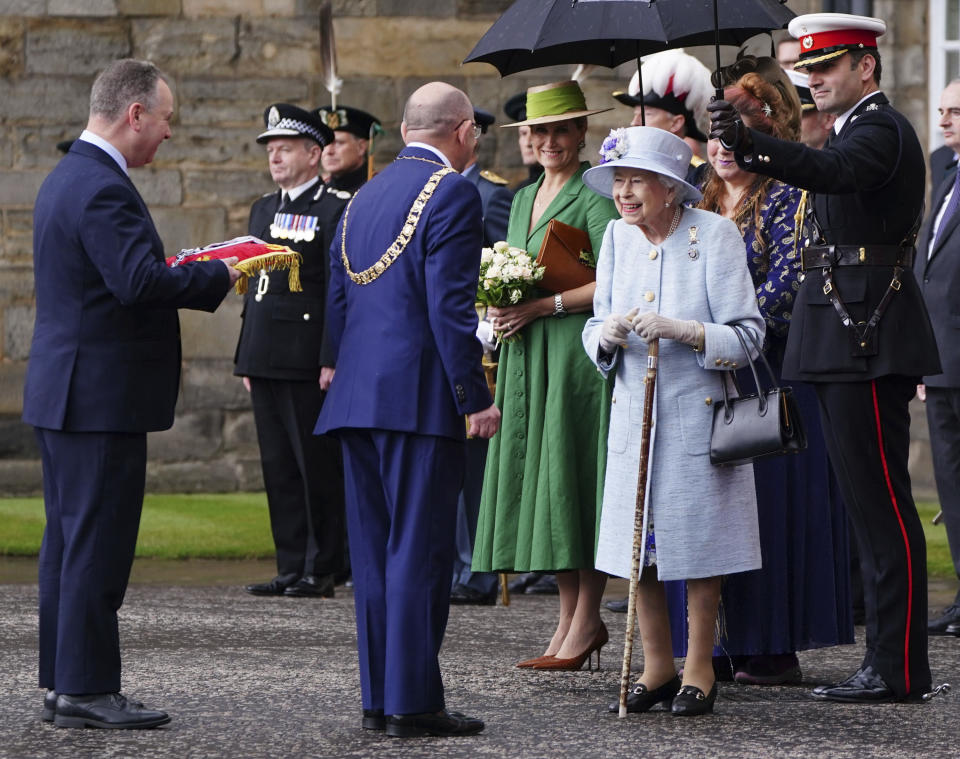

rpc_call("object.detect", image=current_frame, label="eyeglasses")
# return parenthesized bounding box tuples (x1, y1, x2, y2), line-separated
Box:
(456, 118, 483, 140)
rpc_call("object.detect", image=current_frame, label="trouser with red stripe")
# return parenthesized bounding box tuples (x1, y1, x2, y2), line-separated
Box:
(815, 376, 930, 697)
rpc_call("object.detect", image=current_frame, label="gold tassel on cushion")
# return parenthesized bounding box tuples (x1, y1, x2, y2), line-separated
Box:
(233, 251, 303, 294)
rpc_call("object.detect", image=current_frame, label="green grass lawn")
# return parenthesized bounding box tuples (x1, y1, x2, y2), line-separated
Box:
(0, 495, 953, 577)
(0, 493, 274, 559)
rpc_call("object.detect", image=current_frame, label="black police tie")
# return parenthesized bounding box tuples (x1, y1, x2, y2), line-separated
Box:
(278, 192, 290, 212)
(934, 170, 960, 249)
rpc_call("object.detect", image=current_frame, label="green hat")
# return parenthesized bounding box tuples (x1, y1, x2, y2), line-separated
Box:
(501, 81, 612, 128)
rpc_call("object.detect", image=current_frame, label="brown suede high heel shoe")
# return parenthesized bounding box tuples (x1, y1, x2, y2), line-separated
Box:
(516, 655, 557, 669)
(532, 622, 609, 671)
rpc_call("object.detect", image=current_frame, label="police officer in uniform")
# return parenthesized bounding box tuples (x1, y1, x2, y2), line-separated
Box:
(710, 13, 941, 703)
(314, 105, 380, 195)
(503, 92, 543, 191)
(449, 108, 513, 605)
(237, 104, 348, 599)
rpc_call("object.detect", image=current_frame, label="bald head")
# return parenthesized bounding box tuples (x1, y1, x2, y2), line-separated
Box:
(400, 81, 476, 172)
(402, 82, 473, 138)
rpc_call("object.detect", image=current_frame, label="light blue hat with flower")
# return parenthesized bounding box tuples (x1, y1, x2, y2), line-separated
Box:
(583, 126, 702, 203)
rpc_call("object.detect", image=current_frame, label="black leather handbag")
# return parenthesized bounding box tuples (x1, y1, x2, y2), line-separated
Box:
(709, 324, 807, 466)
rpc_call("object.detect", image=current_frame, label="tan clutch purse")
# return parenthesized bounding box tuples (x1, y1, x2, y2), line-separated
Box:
(535, 219, 596, 293)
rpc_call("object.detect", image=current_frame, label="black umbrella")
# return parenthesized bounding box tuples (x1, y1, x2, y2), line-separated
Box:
(465, 0, 795, 106)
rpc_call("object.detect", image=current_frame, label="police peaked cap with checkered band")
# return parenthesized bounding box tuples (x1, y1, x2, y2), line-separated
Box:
(257, 103, 334, 146)
(789, 13, 885, 70)
(313, 105, 380, 140)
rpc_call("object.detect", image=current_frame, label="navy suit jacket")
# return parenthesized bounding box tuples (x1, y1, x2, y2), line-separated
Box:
(23, 140, 231, 432)
(316, 145, 491, 440)
(916, 164, 960, 387)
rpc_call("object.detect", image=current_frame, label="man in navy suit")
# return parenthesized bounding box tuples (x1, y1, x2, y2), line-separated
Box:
(23, 59, 238, 728)
(917, 79, 960, 637)
(316, 81, 500, 738)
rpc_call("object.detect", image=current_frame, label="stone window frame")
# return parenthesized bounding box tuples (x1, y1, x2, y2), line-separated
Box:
(931, 0, 960, 152)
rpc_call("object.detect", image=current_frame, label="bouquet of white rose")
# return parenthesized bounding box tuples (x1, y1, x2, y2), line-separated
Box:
(476, 241, 545, 343)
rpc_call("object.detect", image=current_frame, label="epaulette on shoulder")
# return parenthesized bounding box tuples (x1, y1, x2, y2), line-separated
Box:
(480, 169, 509, 185)
(261, 191, 274, 198)
(690, 155, 706, 167)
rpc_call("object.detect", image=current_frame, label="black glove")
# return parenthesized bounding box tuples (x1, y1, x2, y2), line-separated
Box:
(707, 98, 752, 154)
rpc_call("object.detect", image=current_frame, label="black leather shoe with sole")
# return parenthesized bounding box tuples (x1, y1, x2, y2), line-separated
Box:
(362, 709, 385, 730)
(283, 574, 335, 598)
(54, 693, 171, 729)
(41, 690, 57, 722)
(386, 709, 484, 737)
(608, 675, 681, 713)
(671, 683, 717, 716)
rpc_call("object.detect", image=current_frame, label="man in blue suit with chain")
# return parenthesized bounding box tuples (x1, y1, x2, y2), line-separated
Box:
(316, 81, 500, 738)
(24, 59, 238, 728)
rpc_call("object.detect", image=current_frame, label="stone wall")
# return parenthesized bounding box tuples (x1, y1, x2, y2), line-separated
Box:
(0, 0, 938, 497)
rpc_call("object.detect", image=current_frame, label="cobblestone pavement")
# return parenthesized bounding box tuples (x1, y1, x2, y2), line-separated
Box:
(1, 562, 958, 759)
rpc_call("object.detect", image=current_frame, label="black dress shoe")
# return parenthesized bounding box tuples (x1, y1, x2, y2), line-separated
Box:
(284, 574, 335, 598)
(41, 690, 57, 722)
(54, 693, 170, 729)
(607, 675, 681, 713)
(362, 708, 385, 731)
(525, 574, 559, 595)
(604, 597, 629, 613)
(810, 665, 895, 703)
(245, 575, 298, 596)
(386, 709, 484, 738)
(929, 603, 960, 635)
(449, 583, 496, 606)
(507, 572, 542, 593)
(671, 683, 717, 716)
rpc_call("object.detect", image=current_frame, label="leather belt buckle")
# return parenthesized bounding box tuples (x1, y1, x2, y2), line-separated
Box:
(858, 247, 866, 264)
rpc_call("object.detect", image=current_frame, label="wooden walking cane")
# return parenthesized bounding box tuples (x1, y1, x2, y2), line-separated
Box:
(618, 338, 659, 718)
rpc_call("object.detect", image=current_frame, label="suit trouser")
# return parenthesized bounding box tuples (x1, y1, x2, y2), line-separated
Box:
(452, 437, 497, 595)
(250, 377, 344, 579)
(35, 428, 146, 695)
(925, 386, 960, 603)
(815, 377, 931, 696)
(339, 428, 464, 715)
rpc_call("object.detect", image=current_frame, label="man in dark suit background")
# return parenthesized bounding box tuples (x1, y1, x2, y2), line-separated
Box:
(236, 104, 348, 600)
(449, 106, 512, 606)
(24, 59, 238, 728)
(917, 79, 960, 637)
(711, 13, 941, 703)
(316, 81, 500, 737)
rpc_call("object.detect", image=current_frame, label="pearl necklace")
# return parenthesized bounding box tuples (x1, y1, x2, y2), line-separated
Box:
(664, 205, 683, 239)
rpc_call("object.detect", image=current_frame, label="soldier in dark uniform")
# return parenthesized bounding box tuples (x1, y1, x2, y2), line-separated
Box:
(449, 108, 513, 606)
(314, 105, 380, 195)
(710, 13, 941, 703)
(237, 103, 347, 599)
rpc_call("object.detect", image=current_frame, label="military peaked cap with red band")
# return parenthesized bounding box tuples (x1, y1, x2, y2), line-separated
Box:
(788, 13, 886, 70)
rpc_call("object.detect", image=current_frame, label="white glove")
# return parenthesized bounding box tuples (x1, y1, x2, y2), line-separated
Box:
(599, 308, 638, 353)
(476, 320, 497, 352)
(631, 312, 703, 348)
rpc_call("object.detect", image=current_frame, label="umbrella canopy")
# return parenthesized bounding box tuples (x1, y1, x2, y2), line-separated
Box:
(464, 0, 795, 77)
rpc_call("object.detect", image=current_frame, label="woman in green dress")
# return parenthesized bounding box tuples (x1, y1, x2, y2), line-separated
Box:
(473, 81, 619, 669)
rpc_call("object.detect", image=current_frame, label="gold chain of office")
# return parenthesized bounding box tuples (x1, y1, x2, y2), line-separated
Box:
(340, 157, 455, 285)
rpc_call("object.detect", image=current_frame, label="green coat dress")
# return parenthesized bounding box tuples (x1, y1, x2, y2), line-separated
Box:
(472, 162, 618, 572)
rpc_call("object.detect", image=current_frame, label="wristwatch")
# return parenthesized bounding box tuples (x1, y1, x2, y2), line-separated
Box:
(553, 293, 567, 318)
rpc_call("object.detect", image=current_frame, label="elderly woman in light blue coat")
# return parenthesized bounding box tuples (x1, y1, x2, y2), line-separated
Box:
(581, 127, 765, 717)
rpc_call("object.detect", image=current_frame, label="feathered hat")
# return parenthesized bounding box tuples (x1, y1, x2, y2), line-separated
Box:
(612, 49, 713, 142)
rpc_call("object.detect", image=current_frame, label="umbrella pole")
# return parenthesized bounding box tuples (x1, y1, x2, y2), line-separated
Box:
(635, 52, 645, 125)
(713, 0, 723, 99)
(618, 339, 659, 718)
